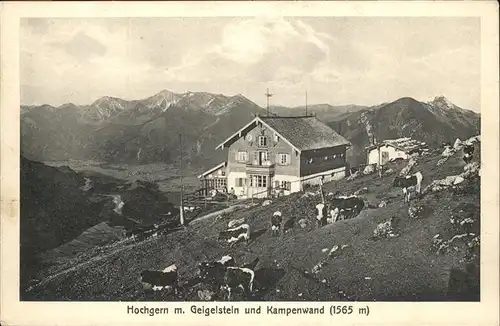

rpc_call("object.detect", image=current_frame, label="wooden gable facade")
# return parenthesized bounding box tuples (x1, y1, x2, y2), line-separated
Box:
(205, 115, 351, 199)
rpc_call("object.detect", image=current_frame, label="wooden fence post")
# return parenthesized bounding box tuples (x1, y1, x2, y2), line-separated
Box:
(319, 177, 325, 205)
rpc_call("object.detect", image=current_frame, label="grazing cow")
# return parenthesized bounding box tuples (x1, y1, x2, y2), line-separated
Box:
(315, 203, 328, 227)
(221, 266, 255, 300)
(283, 218, 295, 234)
(218, 224, 251, 247)
(271, 211, 282, 236)
(140, 264, 178, 294)
(329, 195, 365, 222)
(393, 171, 423, 203)
(228, 218, 245, 228)
(198, 255, 236, 286)
(463, 144, 475, 164)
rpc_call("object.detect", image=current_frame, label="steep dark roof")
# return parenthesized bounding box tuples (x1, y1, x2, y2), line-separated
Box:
(216, 115, 350, 152)
(259, 116, 351, 151)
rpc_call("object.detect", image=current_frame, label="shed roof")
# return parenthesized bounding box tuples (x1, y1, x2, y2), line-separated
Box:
(216, 115, 350, 152)
(365, 137, 428, 153)
(197, 162, 227, 179)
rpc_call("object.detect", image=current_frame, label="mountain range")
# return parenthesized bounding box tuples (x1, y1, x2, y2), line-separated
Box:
(21, 90, 480, 170)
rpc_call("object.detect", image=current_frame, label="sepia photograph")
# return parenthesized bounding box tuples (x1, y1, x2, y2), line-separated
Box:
(1, 1, 499, 325)
(18, 15, 484, 302)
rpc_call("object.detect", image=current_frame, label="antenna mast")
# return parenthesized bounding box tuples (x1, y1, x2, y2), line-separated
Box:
(265, 88, 273, 116)
(179, 133, 185, 226)
(305, 91, 308, 116)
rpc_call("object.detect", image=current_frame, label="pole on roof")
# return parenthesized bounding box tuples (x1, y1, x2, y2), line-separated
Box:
(265, 88, 273, 116)
(305, 91, 308, 116)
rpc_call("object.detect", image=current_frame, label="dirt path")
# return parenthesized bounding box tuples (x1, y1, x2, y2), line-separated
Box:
(189, 204, 249, 225)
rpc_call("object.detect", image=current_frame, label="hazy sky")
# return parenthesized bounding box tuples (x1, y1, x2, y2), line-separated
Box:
(20, 17, 480, 111)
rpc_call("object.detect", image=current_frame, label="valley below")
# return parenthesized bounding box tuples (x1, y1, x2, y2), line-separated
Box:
(19, 89, 481, 302)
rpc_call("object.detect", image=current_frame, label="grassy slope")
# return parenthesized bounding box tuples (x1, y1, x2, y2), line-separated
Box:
(23, 148, 480, 301)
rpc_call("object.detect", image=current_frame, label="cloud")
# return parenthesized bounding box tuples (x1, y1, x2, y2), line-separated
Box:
(50, 31, 107, 60)
(164, 17, 332, 87)
(20, 17, 481, 111)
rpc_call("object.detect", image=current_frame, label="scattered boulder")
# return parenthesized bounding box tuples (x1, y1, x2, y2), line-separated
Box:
(465, 135, 480, 145)
(441, 147, 455, 158)
(424, 175, 467, 193)
(437, 157, 449, 166)
(328, 244, 348, 258)
(198, 289, 216, 301)
(461, 162, 480, 179)
(373, 217, 399, 239)
(408, 205, 424, 219)
(298, 218, 308, 229)
(378, 201, 387, 208)
(311, 261, 325, 274)
(453, 138, 463, 150)
(363, 164, 375, 175)
(383, 168, 394, 175)
(301, 191, 316, 199)
(262, 200, 272, 207)
(354, 187, 369, 196)
(432, 233, 477, 255)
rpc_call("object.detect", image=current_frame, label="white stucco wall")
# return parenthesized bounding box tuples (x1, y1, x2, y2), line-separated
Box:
(227, 171, 247, 198)
(274, 174, 301, 196)
(367, 145, 408, 165)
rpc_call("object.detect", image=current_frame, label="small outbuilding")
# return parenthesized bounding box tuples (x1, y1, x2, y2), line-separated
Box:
(365, 138, 428, 166)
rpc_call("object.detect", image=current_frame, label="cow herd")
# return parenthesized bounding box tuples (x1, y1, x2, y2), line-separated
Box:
(269, 211, 295, 236)
(139, 255, 258, 301)
(136, 139, 478, 301)
(315, 194, 365, 227)
(218, 223, 251, 247)
(393, 171, 424, 203)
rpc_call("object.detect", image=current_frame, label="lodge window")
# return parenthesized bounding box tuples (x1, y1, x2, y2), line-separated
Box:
(278, 180, 291, 190)
(278, 153, 290, 165)
(258, 136, 268, 147)
(215, 178, 227, 189)
(250, 175, 267, 188)
(235, 178, 245, 187)
(258, 175, 267, 188)
(236, 151, 248, 162)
